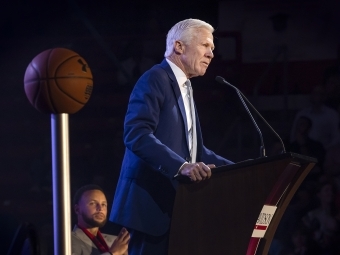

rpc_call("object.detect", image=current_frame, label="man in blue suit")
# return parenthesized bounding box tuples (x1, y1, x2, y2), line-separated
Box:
(110, 18, 233, 255)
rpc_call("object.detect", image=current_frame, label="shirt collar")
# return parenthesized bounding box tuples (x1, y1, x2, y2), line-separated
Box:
(166, 58, 188, 87)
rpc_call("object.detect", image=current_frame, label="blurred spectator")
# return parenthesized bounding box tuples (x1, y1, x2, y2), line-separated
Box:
(302, 180, 339, 254)
(289, 115, 326, 181)
(116, 40, 156, 88)
(290, 86, 340, 150)
(323, 141, 340, 179)
(270, 184, 317, 255)
(323, 63, 340, 111)
(323, 141, 340, 224)
(282, 224, 320, 255)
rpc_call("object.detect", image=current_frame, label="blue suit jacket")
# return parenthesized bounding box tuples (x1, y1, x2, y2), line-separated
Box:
(109, 59, 233, 236)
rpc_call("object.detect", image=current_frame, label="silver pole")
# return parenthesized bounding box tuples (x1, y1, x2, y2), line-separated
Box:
(51, 113, 72, 255)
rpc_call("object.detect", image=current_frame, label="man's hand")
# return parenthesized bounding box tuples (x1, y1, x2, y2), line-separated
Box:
(179, 162, 215, 182)
(109, 227, 130, 255)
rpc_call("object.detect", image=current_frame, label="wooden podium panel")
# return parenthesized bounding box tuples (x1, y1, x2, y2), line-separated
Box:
(168, 153, 316, 255)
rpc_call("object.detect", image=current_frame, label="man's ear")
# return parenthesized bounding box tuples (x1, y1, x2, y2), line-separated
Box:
(74, 204, 79, 215)
(174, 40, 184, 54)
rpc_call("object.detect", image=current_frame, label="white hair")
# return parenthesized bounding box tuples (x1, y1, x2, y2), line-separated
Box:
(164, 18, 214, 57)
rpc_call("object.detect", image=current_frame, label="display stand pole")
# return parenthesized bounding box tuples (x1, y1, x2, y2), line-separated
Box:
(51, 113, 72, 255)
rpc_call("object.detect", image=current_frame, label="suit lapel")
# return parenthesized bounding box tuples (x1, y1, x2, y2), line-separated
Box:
(73, 226, 98, 252)
(160, 59, 190, 150)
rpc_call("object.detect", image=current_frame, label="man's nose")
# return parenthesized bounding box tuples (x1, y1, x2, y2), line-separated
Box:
(206, 49, 214, 59)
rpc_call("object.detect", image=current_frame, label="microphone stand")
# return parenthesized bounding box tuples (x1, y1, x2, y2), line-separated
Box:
(216, 76, 286, 157)
(234, 86, 266, 157)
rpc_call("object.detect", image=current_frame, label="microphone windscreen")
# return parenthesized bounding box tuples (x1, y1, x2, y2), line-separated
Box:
(215, 76, 225, 84)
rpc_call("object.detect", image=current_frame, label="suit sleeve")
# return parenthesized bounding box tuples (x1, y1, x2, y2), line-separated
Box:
(201, 145, 234, 166)
(123, 70, 186, 177)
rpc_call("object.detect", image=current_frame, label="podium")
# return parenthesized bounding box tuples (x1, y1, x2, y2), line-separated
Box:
(168, 152, 317, 255)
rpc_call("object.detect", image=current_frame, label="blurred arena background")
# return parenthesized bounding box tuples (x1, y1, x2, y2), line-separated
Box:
(1, 0, 340, 254)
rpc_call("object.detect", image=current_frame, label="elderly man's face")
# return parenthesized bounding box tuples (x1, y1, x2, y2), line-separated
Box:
(75, 189, 108, 228)
(180, 28, 214, 78)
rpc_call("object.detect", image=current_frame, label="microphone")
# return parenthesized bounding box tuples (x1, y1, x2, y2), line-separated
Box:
(215, 76, 286, 157)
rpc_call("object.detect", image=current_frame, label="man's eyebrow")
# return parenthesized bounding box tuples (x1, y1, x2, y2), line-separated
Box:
(88, 199, 106, 202)
(205, 40, 215, 49)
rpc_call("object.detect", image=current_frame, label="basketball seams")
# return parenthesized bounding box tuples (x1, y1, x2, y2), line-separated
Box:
(53, 54, 90, 104)
(54, 77, 86, 105)
(49, 76, 93, 80)
(54, 54, 79, 78)
(47, 49, 58, 113)
(24, 48, 92, 114)
(29, 61, 42, 106)
(23, 77, 93, 82)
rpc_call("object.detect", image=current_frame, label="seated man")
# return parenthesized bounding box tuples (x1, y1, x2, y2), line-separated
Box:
(72, 184, 130, 255)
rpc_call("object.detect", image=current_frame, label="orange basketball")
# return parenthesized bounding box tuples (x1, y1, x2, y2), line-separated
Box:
(24, 48, 93, 114)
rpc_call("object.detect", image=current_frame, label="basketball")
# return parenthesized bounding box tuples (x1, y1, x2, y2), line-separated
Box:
(24, 48, 93, 114)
